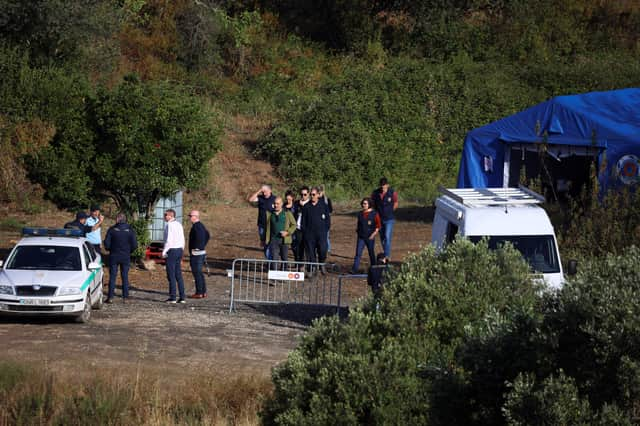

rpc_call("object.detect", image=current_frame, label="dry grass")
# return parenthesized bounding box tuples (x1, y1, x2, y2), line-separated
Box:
(0, 360, 272, 426)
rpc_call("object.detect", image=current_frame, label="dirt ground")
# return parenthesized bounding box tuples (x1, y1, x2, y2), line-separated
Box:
(0, 203, 433, 381)
(0, 116, 434, 382)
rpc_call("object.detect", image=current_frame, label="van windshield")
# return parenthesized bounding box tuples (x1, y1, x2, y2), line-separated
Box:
(467, 235, 560, 274)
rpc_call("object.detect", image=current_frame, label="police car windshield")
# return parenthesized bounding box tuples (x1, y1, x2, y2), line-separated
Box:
(467, 235, 560, 274)
(6, 246, 82, 271)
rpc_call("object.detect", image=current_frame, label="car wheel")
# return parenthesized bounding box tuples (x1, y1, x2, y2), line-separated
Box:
(75, 293, 92, 323)
(93, 287, 103, 310)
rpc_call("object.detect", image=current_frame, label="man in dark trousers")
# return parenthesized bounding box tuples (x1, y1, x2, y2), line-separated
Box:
(371, 177, 399, 260)
(104, 213, 138, 303)
(293, 186, 310, 261)
(368, 253, 389, 298)
(248, 184, 277, 260)
(187, 210, 210, 299)
(302, 186, 331, 274)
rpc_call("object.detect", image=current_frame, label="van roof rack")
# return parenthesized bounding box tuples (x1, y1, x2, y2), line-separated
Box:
(438, 186, 544, 206)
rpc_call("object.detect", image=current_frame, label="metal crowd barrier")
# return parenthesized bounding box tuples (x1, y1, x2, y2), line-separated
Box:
(228, 258, 368, 313)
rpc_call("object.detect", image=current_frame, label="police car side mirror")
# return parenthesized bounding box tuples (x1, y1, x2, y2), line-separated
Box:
(0, 260, 3, 268)
(88, 261, 101, 271)
(566, 259, 578, 276)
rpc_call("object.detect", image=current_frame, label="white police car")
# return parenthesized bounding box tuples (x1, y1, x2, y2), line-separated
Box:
(0, 228, 104, 323)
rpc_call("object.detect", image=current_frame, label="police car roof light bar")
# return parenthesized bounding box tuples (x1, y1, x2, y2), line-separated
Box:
(22, 227, 84, 237)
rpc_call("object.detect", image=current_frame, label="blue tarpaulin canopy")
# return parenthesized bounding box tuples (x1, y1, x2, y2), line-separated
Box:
(457, 88, 640, 191)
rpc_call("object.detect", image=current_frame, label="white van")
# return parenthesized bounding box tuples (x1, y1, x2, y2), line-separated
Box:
(432, 186, 566, 289)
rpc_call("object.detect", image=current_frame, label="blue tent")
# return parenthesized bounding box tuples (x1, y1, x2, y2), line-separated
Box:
(457, 88, 640, 192)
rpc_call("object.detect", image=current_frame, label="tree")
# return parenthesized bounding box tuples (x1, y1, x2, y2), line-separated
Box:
(27, 74, 222, 218)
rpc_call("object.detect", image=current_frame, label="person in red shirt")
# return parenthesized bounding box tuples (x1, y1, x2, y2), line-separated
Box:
(351, 198, 381, 274)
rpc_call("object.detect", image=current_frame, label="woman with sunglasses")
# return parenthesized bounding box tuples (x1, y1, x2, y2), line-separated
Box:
(351, 197, 381, 274)
(293, 186, 310, 261)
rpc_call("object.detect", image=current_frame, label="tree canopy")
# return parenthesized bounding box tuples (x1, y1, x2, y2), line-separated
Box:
(26, 75, 222, 217)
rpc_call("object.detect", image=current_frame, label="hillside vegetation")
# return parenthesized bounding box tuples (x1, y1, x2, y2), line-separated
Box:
(1, 0, 640, 206)
(3, 2, 640, 424)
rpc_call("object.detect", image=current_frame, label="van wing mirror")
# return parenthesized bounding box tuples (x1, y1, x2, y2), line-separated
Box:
(566, 259, 578, 276)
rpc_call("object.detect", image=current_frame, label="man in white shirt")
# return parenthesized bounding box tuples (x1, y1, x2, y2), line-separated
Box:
(162, 209, 186, 303)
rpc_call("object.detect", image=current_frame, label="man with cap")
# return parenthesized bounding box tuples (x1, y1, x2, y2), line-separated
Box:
(85, 205, 105, 255)
(104, 213, 138, 303)
(64, 211, 102, 237)
(371, 177, 399, 259)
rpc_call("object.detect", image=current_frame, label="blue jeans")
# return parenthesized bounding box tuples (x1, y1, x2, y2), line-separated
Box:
(108, 258, 130, 298)
(190, 254, 206, 295)
(166, 248, 185, 300)
(380, 219, 395, 259)
(258, 226, 272, 260)
(352, 238, 376, 273)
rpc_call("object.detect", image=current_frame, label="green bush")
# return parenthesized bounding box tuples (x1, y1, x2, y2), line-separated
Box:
(262, 240, 538, 424)
(255, 56, 544, 200)
(503, 371, 593, 425)
(25, 74, 223, 216)
(264, 242, 640, 424)
(557, 184, 640, 261)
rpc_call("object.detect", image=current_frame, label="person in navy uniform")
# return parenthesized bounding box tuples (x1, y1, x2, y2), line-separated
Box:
(351, 198, 381, 274)
(187, 210, 210, 299)
(104, 213, 138, 303)
(371, 177, 399, 259)
(248, 184, 277, 259)
(367, 253, 389, 298)
(64, 211, 101, 237)
(302, 187, 331, 274)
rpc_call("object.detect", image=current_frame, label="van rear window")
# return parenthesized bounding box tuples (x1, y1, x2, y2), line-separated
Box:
(467, 235, 560, 274)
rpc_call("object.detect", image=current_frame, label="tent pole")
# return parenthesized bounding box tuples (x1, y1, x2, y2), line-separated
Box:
(503, 145, 511, 188)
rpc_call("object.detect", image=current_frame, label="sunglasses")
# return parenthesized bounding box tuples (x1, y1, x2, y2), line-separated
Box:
(300, 192, 308, 196)
(310, 193, 318, 196)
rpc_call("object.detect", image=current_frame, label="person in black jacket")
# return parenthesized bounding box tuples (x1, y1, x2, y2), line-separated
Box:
(351, 198, 381, 274)
(371, 177, 399, 260)
(302, 187, 331, 274)
(367, 253, 389, 298)
(64, 211, 100, 237)
(104, 213, 138, 303)
(188, 210, 210, 299)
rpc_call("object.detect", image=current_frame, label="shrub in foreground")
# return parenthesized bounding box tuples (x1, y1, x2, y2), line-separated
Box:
(261, 240, 538, 424)
(263, 242, 640, 424)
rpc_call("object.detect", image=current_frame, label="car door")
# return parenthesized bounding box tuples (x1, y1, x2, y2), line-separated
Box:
(82, 243, 100, 300)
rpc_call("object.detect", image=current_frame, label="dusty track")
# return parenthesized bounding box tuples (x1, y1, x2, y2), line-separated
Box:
(0, 204, 432, 379)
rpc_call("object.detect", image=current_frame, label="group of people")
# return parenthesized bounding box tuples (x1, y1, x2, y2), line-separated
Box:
(65, 207, 210, 304)
(61, 176, 397, 304)
(249, 184, 333, 274)
(248, 177, 398, 278)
